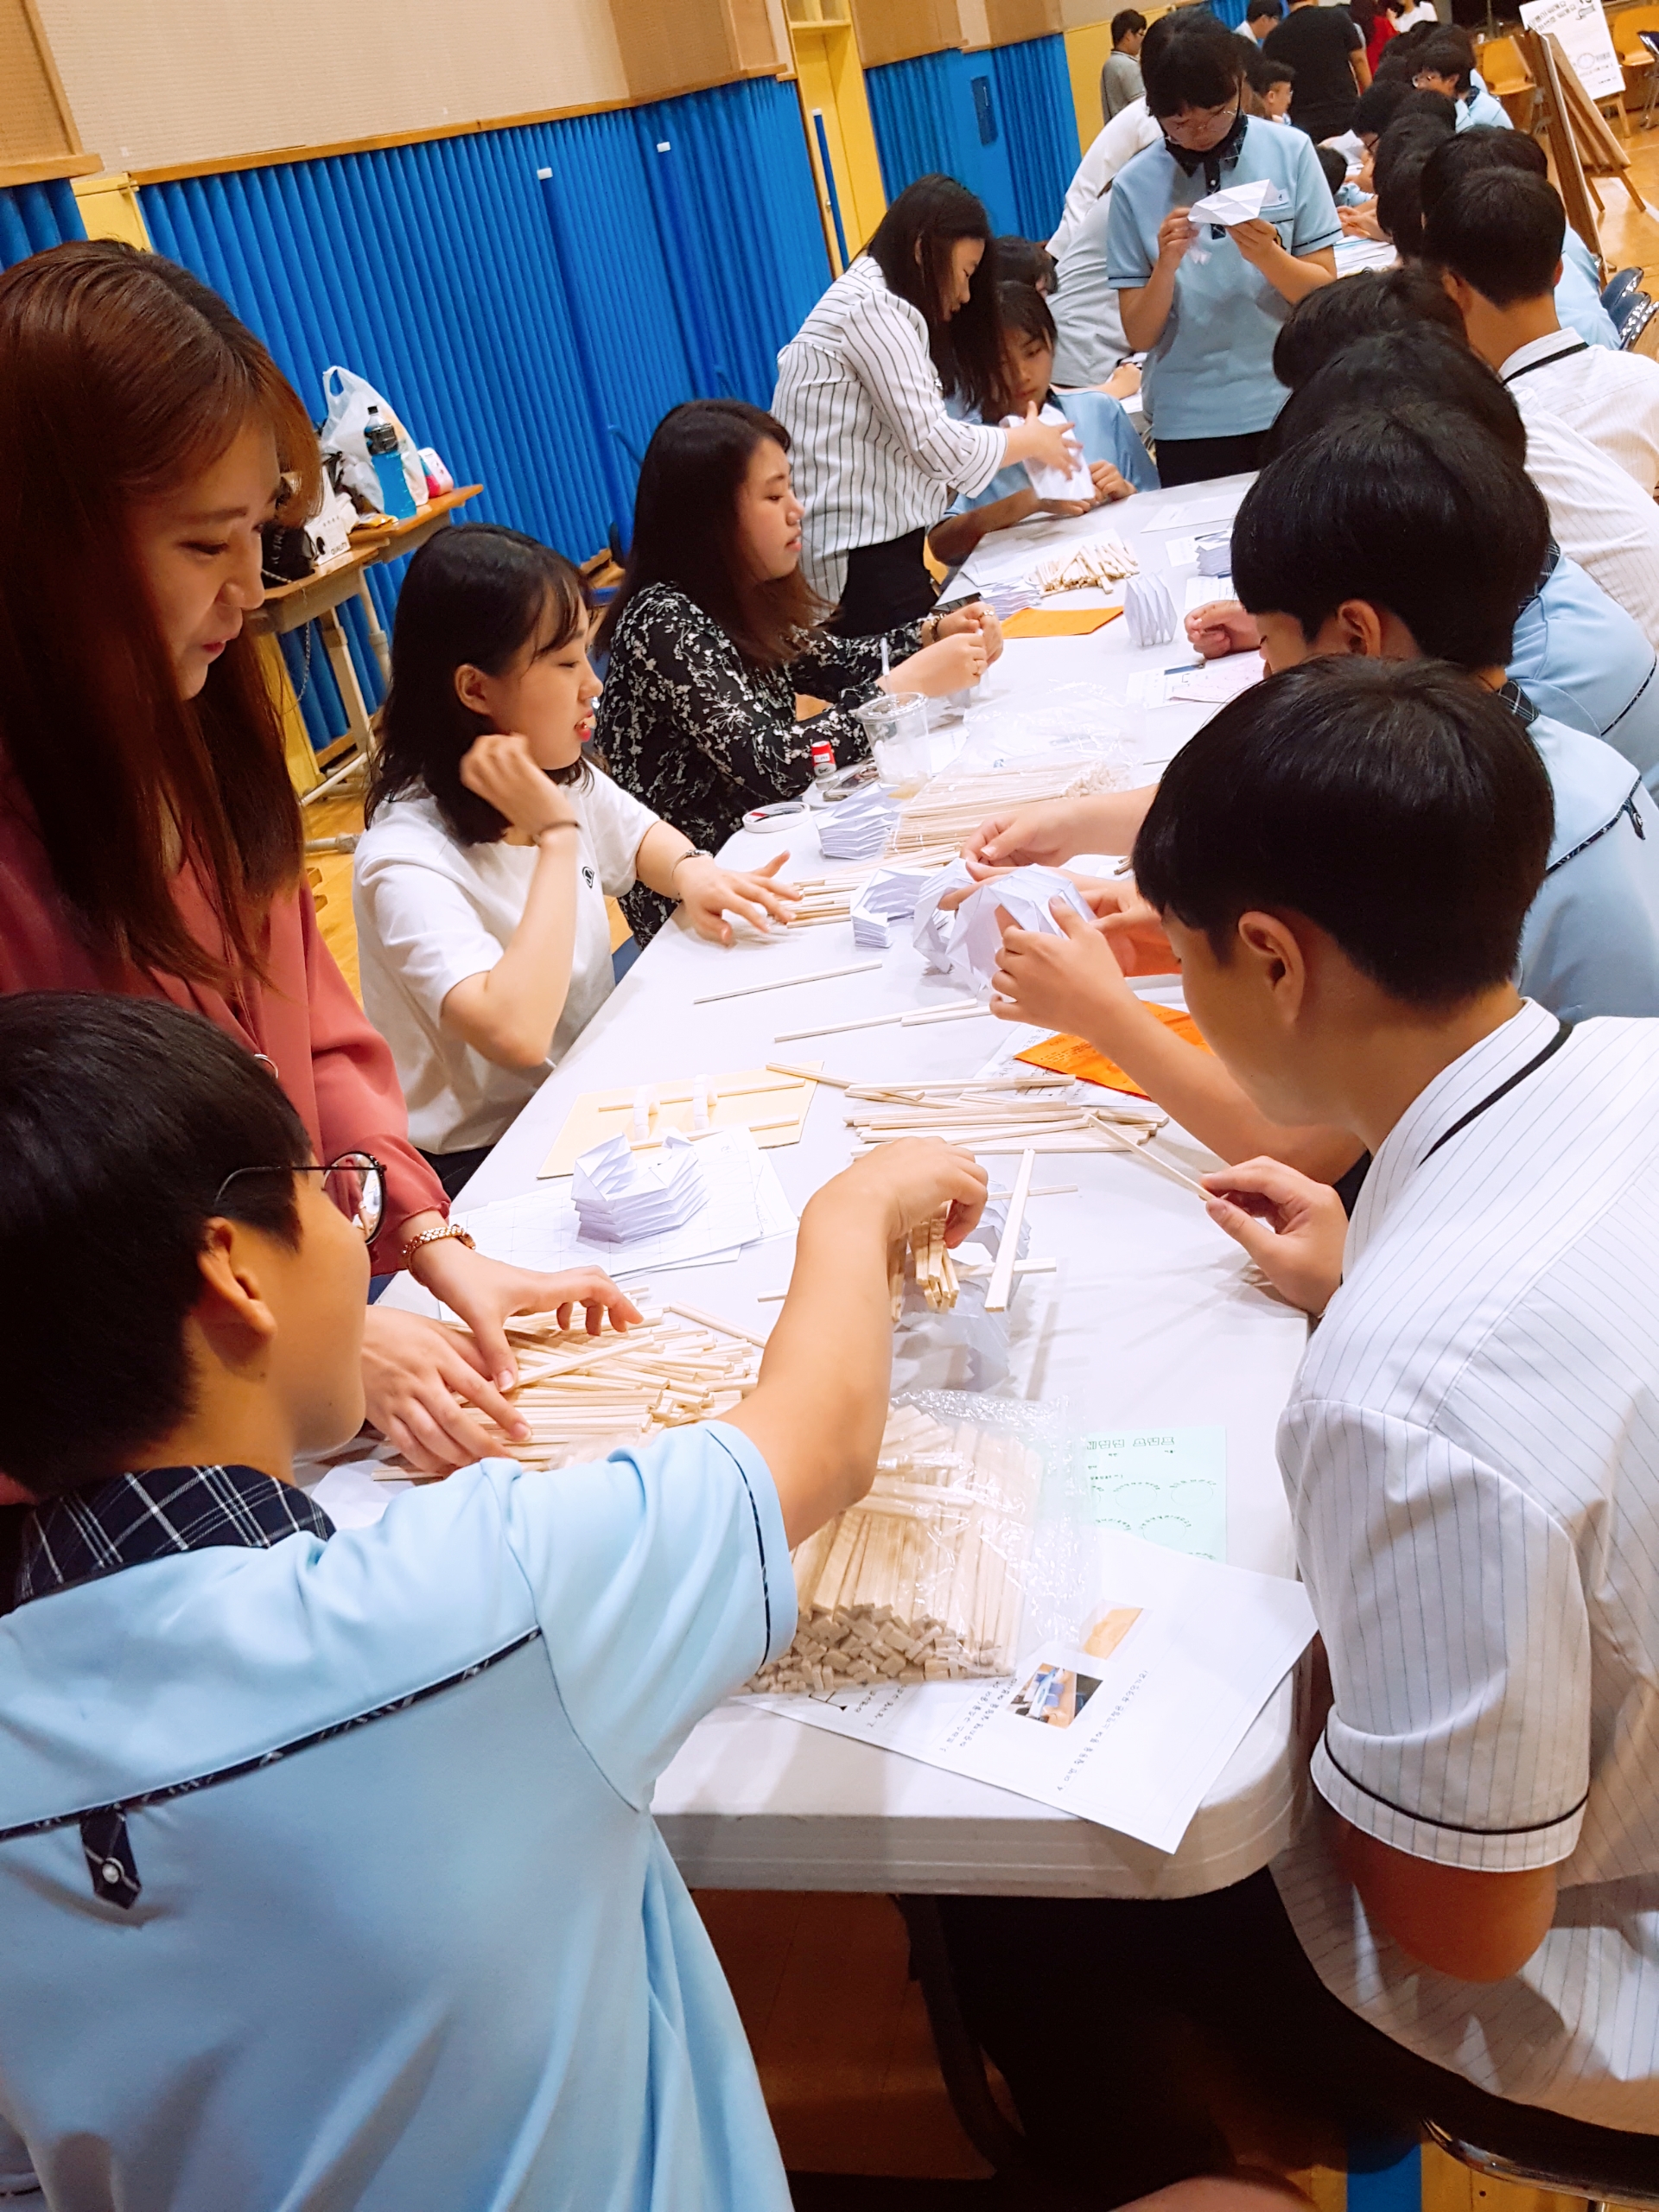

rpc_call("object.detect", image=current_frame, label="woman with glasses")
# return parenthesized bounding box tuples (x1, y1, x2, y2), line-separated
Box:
(1106, 11, 1342, 486)
(0, 239, 636, 1472)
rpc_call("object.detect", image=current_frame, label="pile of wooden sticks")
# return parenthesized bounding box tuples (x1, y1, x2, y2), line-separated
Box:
(842, 1073, 1166, 1155)
(782, 846, 957, 923)
(745, 1402, 1044, 1691)
(895, 1212, 960, 1315)
(890, 761, 1125, 854)
(389, 1303, 766, 1475)
(1027, 537, 1138, 594)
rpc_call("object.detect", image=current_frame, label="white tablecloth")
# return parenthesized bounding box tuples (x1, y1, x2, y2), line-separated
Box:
(382, 474, 1316, 1897)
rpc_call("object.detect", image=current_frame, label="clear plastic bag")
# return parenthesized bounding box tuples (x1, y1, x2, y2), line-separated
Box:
(747, 1392, 1084, 1692)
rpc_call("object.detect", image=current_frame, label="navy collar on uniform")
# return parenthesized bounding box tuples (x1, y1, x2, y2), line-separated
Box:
(13, 1465, 334, 1610)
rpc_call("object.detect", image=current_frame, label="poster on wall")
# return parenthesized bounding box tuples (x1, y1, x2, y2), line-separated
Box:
(1518, 0, 1626, 103)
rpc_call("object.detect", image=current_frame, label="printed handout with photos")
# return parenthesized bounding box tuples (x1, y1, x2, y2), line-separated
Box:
(749, 1529, 1315, 1854)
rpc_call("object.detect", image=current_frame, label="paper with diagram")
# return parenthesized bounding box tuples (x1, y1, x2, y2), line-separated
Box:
(751, 1527, 1315, 1852)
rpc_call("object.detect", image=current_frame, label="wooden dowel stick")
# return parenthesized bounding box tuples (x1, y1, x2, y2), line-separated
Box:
(767, 1060, 846, 1088)
(1088, 1113, 1208, 1194)
(662, 1300, 769, 1350)
(983, 1149, 1033, 1314)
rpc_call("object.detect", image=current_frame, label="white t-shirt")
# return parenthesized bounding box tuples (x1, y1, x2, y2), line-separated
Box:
(353, 772, 658, 1154)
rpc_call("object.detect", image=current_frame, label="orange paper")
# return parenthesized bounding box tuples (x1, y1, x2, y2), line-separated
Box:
(1001, 606, 1124, 639)
(1017, 1007, 1211, 1099)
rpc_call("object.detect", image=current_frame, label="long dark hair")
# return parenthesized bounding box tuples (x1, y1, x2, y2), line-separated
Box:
(0, 240, 318, 989)
(864, 175, 1006, 418)
(594, 400, 821, 671)
(370, 524, 589, 845)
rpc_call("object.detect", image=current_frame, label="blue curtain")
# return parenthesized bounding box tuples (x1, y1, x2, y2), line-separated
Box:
(1208, 0, 1249, 26)
(0, 176, 85, 269)
(988, 36, 1081, 241)
(140, 76, 829, 752)
(865, 50, 1020, 234)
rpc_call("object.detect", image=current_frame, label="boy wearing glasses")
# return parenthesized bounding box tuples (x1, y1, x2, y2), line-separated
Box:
(0, 992, 988, 2210)
(1107, 12, 1340, 485)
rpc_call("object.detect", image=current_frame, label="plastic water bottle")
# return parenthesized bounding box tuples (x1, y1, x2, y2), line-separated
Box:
(364, 405, 416, 520)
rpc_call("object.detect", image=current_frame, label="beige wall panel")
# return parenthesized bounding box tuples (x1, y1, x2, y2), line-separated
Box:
(982, 0, 1062, 38)
(849, 0, 959, 67)
(34, 0, 631, 174)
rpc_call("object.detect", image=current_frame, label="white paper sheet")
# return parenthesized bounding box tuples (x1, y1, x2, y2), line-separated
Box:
(1166, 655, 1262, 706)
(456, 1125, 795, 1278)
(1084, 1425, 1226, 1562)
(1183, 572, 1236, 613)
(1142, 489, 1250, 534)
(752, 1529, 1315, 1853)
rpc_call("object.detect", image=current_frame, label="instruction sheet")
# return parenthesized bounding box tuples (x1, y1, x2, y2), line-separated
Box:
(752, 1529, 1315, 1853)
(1084, 1424, 1226, 1562)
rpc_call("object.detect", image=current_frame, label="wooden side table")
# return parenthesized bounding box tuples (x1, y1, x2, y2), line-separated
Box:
(348, 484, 484, 684)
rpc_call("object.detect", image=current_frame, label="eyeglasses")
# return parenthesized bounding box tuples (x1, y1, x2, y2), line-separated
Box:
(213, 1152, 386, 1242)
(1161, 100, 1240, 149)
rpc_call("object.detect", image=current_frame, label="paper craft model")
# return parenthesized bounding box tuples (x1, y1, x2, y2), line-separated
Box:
(571, 1128, 709, 1243)
(1122, 573, 1177, 647)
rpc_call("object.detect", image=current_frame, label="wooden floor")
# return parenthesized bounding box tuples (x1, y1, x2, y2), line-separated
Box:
(301, 143, 1659, 2196)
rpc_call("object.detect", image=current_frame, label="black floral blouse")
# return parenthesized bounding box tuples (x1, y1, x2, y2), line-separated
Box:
(596, 583, 924, 941)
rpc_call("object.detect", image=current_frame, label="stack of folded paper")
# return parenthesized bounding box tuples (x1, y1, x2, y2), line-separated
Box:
(817, 785, 896, 861)
(850, 863, 937, 948)
(570, 1129, 709, 1244)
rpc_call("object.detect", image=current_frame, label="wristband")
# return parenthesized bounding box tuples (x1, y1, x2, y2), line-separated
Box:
(672, 848, 715, 878)
(404, 1221, 477, 1268)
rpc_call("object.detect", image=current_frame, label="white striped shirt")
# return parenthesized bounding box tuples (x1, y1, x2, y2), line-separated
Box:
(1511, 389, 1659, 649)
(1274, 1000, 1659, 2133)
(1502, 329, 1659, 498)
(772, 256, 1007, 605)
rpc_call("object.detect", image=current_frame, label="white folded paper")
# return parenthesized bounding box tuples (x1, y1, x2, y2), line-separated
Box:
(851, 863, 936, 948)
(1122, 572, 1177, 648)
(571, 1128, 709, 1244)
(1187, 178, 1272, 230)
(912, 856, 976, 975)
(1005, 401, 1092, 504)
(818, 784, 895, 861)
(917, 864, 1095, 995)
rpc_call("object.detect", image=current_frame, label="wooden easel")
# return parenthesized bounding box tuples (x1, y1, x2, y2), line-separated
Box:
(1516, 26, 1647, 273)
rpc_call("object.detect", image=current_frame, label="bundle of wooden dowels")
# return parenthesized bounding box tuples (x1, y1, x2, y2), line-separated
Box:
(896, 1212, 960, 1314)
(890, 760, 1127, 855)
(384, 1304, 764, 1475)
(1027, 537, 1138, 594)
(783, 847, 958, 924)
(745, 1401, 1044, 1690)
(844, 1073, 1166, 1155)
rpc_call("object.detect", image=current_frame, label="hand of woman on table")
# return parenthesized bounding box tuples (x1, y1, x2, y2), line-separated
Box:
(988, 898, 1136, 1033)
(458, 732, 582, 841)
(675, 850, 801, 945)
(1198, 1158, 1347, 1317)
(1185, 600, 1262, 661)
(935, 602, 1004, 664)
(887, 632, 987, 697)
(1090, 460, 1135, 505)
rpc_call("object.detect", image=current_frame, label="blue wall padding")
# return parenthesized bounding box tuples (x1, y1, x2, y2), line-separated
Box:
(866, 37, 1081, 242)
(0, 176, 86, 267)
(989, 37, 1081, 241)
(866, 49, 1019, 234)
(132, 75, 829, 752)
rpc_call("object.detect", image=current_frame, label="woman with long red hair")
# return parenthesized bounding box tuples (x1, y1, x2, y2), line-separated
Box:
(0, 239, 635, 1471)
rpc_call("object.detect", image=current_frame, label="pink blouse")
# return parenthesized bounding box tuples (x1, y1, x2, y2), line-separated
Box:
(0, 781, 445, 1252)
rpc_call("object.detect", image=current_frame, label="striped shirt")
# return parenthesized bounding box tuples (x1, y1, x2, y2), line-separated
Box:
(1274, 1000, 1659, 2133)
(1506, 382, 1659, 649)
(772, 255, 1007, 604)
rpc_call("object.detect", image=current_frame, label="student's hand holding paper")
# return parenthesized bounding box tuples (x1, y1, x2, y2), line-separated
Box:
(1185, 600, 1261, 661)
(1089, 460, 1134, 505)
(1226, 217, 1288, 271)
(1198, 1159, 1346, 1316)
(890, 631, 988, 696)
(1070, 874, 1177, 976)
(937, 601, 1005, 665)
(1155, 208, 1198, 269)
(962, 796, 1096, 874)
(988, 899, 1135, 1032)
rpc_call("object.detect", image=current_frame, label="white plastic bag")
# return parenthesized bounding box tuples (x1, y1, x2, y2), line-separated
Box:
(319, 365, 426, 513)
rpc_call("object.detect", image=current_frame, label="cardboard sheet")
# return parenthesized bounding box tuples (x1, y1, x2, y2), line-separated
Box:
(1016, 1011, 1211, 1098)
(1001, 605, 1123, 639)
(539, 1063, 819, 1179)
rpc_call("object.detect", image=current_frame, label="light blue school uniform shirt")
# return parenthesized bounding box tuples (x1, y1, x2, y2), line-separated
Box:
(1456, 84, 1513, 129)
(1510, 544, 1659, 790)
(1104, 117, 1342, 441)
(0, 1428, 798, 2212)
(1521, 698, 1659, 1020)
(1556, 226, 1620, 351)
(949, 388, 1156, 514)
